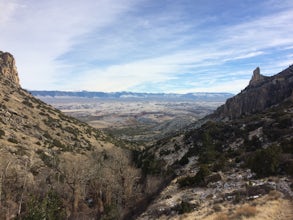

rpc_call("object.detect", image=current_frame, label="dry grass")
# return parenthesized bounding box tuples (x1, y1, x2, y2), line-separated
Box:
(213, 213, 229, 220)
(232, 204, 257, 218)
(267, 190, 282, 200)
(213, 204, 222, 212)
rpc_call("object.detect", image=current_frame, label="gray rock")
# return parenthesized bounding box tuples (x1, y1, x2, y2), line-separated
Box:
(211, 65, 293, 119)
(249, 67, 267, 86)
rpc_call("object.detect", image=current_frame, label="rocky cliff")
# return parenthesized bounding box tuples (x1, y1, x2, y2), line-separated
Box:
(0, 51, 20, 86)
(212, 65, 293, 119)
(0, 51, 144, 219)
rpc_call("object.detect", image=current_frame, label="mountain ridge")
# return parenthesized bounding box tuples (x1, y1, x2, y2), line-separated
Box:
(212, 65, 293, 119)
(30, 90, 233, 102)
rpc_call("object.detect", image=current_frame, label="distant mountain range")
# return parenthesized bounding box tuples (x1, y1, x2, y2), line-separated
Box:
(29, 90, 233, 102)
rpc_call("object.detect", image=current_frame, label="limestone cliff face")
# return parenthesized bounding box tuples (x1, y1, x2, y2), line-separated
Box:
(0, 51, 20, 86)
(212, 65, 293, 119)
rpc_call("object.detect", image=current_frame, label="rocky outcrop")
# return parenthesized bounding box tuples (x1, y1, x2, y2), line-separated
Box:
(249, 67, 268, 86)
(0, 51, 20, 86)
(212, 65, 293, 119)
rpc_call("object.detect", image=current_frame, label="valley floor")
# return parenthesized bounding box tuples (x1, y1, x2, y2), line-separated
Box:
(39, 97, 222, 143)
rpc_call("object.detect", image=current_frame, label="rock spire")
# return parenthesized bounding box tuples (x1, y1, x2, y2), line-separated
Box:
(0, 51, 20, 86)
(249, 67, 266, 86)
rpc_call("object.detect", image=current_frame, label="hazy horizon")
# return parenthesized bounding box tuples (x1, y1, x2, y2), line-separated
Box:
(29, 89, 234, 95)
(1, 0, 292, 93)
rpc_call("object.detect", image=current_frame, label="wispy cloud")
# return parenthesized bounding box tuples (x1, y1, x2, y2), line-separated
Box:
(0, 0, 137, 88)
(0, 0, 292, 93)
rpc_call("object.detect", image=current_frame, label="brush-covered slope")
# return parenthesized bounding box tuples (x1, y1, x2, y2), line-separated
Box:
(0, 52, 142, 219)
(137, 66, 293, 220)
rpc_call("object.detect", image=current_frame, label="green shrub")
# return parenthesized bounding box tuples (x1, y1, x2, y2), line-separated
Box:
(16, 145, 27, 156)
(283, 160, 293, 176)
(142, 155, 165, 175)
(22, 99, 34, 108)
(36, 150, 59, 168)
(212, 154, 229, 172)
(244, 136, 262, 152)
(64, 126, 79, 136)
(102, 204, 120, 220)
(43, 132, 52, 140)
(159, 149, 171, 156)
(199, 149, 218, 164)
(174, 201, 195, 214)
(0, 129, 5, 138)
(281, 139, 293, 154)
(52, 139, 65, 149)
(197, 132, 220, 164)
(134, 152, 165, 175)
(178, 164, 210, 188)
(277, 116, 292, 128)
(247, 145, 282, 177)
(8, 137, 18, 144)
(174, 143, 180, 151)
(178, 154, 189, 166)
(23, 190, 65, 220)
(178, 175, 196, 188)
(194, 164, 211, 185)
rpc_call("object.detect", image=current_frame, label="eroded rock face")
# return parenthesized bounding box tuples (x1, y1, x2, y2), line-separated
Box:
(212, 65, 293, 119)
(249, 67, 267, 86)
(0, 51, 20, 86)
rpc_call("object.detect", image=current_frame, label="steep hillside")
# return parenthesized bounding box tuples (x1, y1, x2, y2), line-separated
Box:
(137, 66, 293, 219)
(212, 66, 293, 119)
(0, 52, 146, 219)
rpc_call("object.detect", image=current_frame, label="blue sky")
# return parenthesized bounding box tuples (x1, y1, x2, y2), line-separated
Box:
(0, 0, 292, 94)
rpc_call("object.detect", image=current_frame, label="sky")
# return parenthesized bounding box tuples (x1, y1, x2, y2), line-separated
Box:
(0, 0, 293, 94)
